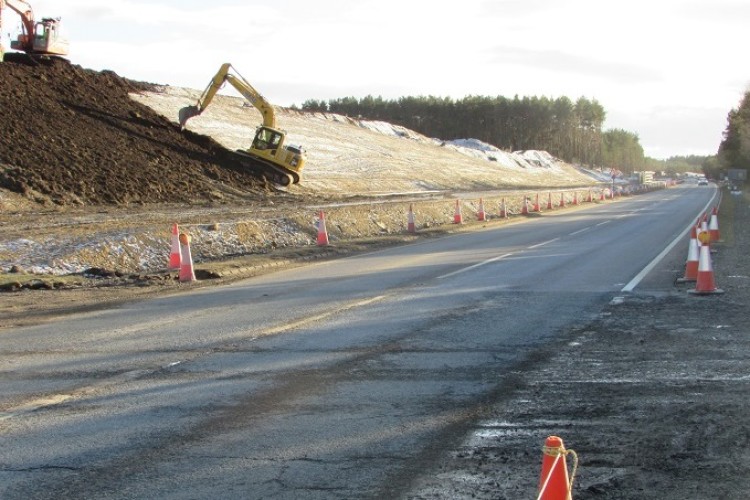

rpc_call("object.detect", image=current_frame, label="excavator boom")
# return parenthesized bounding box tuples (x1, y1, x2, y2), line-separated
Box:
(179, 63, 306, 186)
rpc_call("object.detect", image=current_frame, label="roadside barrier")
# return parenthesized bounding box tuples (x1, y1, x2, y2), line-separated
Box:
(407, 204, 416, 233)
(317, 210, 329, 245)
(168, 223, 181, 270)
(537, 435, 577, 500)
(453, 200, 463, 224)
(178, 232, 196, 282)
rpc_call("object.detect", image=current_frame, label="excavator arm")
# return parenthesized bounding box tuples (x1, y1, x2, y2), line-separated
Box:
(0, 0, 35, 52)
(178, 63, 306, 187)
(179, 63, 276, 129)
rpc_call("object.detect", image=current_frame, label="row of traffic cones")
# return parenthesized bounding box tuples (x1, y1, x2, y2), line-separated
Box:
(677, 207, 723, 295)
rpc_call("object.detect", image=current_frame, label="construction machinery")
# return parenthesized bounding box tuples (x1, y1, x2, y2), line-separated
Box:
(179, 63, 306, 186)
(0, 0, 69, 58)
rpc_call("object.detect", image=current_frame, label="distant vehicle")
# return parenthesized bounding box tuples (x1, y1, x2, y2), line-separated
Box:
(698, 180, 709, 186)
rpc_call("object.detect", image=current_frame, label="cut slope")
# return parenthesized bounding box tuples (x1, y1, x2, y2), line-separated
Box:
(0, 58, 269, 205)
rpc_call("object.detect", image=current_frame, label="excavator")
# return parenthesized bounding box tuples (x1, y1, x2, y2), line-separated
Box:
(179, 63, 306, 187)
(0, 0, 69, 59)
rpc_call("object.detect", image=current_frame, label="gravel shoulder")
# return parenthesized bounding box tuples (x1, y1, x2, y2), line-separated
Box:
(406, 189, 750, 499)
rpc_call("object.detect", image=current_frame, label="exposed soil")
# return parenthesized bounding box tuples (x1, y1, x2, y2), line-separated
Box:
(0, 54, 278, 206)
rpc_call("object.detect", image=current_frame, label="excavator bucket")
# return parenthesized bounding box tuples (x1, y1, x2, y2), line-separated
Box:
(178, 105, 201, 129)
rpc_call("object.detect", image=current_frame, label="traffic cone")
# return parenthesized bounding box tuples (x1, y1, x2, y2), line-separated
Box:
(533, 193, 541, 212)
(521, 197, 529, 215)
(573, 192, 579, 205)
(587, 190, 593, 203)
(709, 207, 720, 242)
(688, 242, 724, 295)
(600, 190, 605, 201)
(178, 233, 196, 283)
(676, 225, 699, 283)
(499, 198, 508, 219)
(537, 436, 577, 500)
(547, 192, 554, 211)
(477, 198, 486, 221)
(407, 204, 416, 233)
(168, 223, 181, 270)
(317, 211, 329, 245)
(559, 192, 566, 208)
(453, 200, 463, 224)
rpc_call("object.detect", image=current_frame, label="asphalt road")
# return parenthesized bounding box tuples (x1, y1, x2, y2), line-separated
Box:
(0, 185, 717, 499)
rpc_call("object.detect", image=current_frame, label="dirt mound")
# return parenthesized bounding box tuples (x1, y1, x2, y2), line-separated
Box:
(0, 56, 273, 206)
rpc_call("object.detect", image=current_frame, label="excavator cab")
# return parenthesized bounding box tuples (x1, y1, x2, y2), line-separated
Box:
(251, 127, 283, 152)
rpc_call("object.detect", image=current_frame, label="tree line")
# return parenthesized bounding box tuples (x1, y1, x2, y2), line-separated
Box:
(299, 94, 649, 173)
(709, 90, 750, 180)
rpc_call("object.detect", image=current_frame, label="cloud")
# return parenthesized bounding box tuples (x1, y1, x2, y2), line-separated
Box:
(607, 106, 728, 158)
(486, 45, 661, 85)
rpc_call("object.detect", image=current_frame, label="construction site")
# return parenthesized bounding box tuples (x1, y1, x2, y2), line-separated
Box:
(2, 3, 750, 497)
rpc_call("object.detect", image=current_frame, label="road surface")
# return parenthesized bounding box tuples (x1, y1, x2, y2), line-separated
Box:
(0, 185, 717, 499)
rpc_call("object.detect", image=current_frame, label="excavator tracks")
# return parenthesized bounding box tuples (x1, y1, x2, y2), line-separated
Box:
(230, 150, 298, 189)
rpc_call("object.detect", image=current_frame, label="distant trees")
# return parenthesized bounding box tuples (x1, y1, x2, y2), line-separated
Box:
(300, 94, 649, 170)
(717, 90, 750, 177)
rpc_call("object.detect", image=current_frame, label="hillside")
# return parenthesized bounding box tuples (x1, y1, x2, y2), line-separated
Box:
(1, 57, 597, 209)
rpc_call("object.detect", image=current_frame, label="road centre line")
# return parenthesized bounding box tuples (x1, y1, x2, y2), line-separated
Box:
(438, 253, 514, 280)
(527, 238, 559, 249)
(569, 227, 592, 236)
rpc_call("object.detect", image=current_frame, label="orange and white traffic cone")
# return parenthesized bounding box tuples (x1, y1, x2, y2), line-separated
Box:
(559, 192, 566, 208)
(317, 211, 329, 246)
(521, 197, 530, 215)
(587, 190, 593, 203)
(677, 225, 700, 283)
(178, 232, 196, 283)
(573, 192, 579, 205)
(168, 223, 181, 270)
(688, 239, 724, 295)
(533, 193, 541, 213)
(477, 198, 486, 221)
(407, 204, 416, 233)
(537, 436, 577, 500)
(454, 200, 463, 224)
(547, 192, 554, 211)
(499, 198, 508, 219)
(709, 207, 720, 242)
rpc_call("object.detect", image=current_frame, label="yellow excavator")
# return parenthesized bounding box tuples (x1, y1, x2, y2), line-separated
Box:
(0, 0, 69, 59)
(179, 63, 306, 186)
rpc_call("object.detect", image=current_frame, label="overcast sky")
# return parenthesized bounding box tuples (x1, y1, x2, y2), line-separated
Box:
(5, 0, 748, 159)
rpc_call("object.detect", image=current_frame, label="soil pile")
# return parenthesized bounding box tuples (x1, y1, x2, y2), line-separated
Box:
(0, 56, 271, 205)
